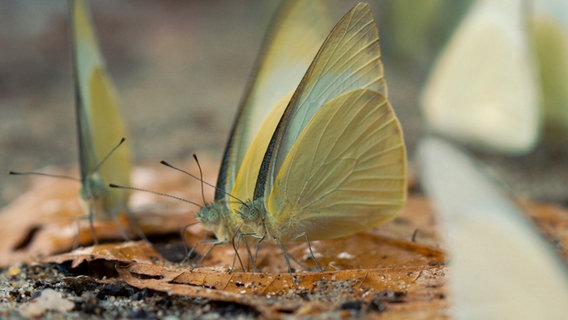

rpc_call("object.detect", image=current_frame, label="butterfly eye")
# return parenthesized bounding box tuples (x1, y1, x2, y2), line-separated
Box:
(238, 205, 261, 223)
(196, 204, 220, 225)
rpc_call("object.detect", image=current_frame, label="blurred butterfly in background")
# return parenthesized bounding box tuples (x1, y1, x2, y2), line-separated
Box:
(193, 0, 334, 251)
(420, 0, 540, 155)
(419, 136, 568, 320)
(71, 0, 133, 242)
(529, 0, 568, 140)
(380, 0, 474, 65)
(9, 0, 134, 245)
(234, 2, 406, 263)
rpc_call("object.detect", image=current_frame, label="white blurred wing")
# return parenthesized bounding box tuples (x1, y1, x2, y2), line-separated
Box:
(418, 137, 568, 320)
(216, 0, 332, 202)
(72, 0, 131, 213)
(263, 2, 388, 195)
(421, 0, 539, 154)
(267, 89, 406, 241)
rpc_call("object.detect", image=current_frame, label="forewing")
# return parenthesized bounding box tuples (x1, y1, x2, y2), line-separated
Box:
(267, 89, 406, 241)
(216, 0, 332, 201)
(530, 1, 568, 132)
(230, 92, 292, 212)
(72, 0, 131, 208)
(265, 3, 387, 194)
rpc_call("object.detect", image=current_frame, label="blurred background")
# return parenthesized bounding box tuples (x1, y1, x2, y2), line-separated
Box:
(1, 0, 567, 207)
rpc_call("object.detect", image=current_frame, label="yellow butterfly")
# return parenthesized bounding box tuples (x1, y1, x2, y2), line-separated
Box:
(194, 0, 333, 246)
(234, 3, 407, 247)
(421, 0, 540, 154)
(72, 0, 132, 238)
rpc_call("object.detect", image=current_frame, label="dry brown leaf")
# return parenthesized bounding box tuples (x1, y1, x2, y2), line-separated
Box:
(118, 262, 447, 318)
(520, 200, 568, 261)
(0, 156, 217, 267)
(44, 240, 163, 268)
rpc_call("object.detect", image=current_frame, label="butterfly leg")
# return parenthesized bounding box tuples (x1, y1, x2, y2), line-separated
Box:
(88, 204, 98, 245)
(253, 233, 267, 272)
(298, 232, 322, 271)
(70, 213, 91, 247)
(233, 231, 263, 272)
(180, 222, 199, 260)
(277, 238, 293, 273)
(242, 236, 255, 272)
(124, 207, 149, 243)
(199, 241, 222, 266)
(109, 208, 130, 241)
(72, 219, 81, 249)
(276, 237, 300, 289)
(183, 238, 226, 269)
(231, 226, 249, 272)
(231, 230, 262, 287)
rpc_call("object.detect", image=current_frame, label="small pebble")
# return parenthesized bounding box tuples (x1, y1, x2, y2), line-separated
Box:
(8, 266, 21, 277)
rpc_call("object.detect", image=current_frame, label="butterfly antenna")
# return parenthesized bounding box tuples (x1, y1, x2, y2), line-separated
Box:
(160, 160, 247, 207)
(192, 154, 207, 205)
(109, 183, 202, 208)
(9, 171, 80, 182)
(90, 137, 126, 175)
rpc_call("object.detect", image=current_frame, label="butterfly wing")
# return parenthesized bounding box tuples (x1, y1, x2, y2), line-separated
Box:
(72, 0, 131, 216)
(419, 137, 568, 319)
(259, 2, 388, 201)
(230, 92, 293, 210)
(216, 0, 332, 202)
(266, 89, 406, 241)
(196, 0, 333, 241)
(384, 0, 473, 63)
(420, 0, 540, 154)
(530, 0, 568, 134)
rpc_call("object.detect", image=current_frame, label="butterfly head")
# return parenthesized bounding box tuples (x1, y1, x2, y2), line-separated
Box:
(196, 202, 236, 241)
(79, 171, 120, 219)
(237, 198, 266, 227)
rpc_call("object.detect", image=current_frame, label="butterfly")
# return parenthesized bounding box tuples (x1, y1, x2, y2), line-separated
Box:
(194, 0, 333, 247)
(71, 0, 132, 240)
(419, 136, 568, 319)
(233, 2, 407, 250)
(420, 0, 540, 154)
(382, 0, 474, 64)
(529, 0, 568, 137)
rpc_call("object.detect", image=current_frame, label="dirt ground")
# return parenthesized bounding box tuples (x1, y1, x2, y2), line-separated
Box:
(1, 1, 567, 319)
